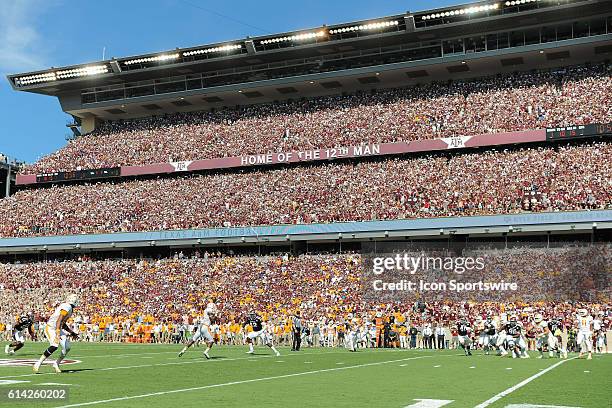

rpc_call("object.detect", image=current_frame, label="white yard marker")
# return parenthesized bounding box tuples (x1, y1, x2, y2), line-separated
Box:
(474, 358, 575, 408)
(403, 399, 454, 408)
(433, 365, 441, 368)
(0, 380, 29, 385)
(39, 382, 73, 386)
(54, 355, 431, 408)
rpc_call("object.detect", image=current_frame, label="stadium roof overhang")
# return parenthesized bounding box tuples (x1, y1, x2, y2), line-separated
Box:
(0, 211, 610, 254)
(55, 36, 612, 121)
(6, 0, 611, 121)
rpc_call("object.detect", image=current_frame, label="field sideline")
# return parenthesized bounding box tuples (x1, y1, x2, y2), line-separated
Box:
(0, 343, 609, 408)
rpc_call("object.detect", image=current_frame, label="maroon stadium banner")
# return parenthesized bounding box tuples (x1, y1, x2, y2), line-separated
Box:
(122, 128, 545, 177)
(16, 129, 545, 185)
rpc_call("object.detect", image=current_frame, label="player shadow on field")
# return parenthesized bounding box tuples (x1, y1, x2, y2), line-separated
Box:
(6, 353, 40, 358)
(60, 368, 94, 373)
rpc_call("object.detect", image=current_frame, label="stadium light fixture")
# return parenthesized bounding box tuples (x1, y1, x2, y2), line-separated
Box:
(259, 30, 326, 45)
(421, 3, 499, 20)
(16, 72, 57, 85)
(182, 44, 242, 57)
(123, 53, 180, 65)
(328, 20, 399, 34)
(55, 65, 109, 79)
(505, 0, 538, 5)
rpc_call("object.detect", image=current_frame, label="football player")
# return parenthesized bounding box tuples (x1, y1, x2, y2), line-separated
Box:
(5, 312, 36, 355)
(576, 308, 593, 360)
(457, 318, 472, 356)
(482, 316, 497, 355)
(346, 315, 360, 352)
(244, 312, 280, 356)
(504, 315, 528, 358)
(547, 316, 567, 358)
(495, 315, 509, 356)
(534, 313, 549, 359)
(33, 294, 80, 374)
(178, 301, 217, 359)
(475, 316, 486, 354)
(593, 312, 607, 354)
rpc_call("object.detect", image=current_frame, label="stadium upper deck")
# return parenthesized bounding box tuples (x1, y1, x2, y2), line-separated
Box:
(7, 0, 612, 126)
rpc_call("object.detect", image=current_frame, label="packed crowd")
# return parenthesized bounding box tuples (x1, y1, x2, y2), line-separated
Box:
(1, 142, 610, 238)
(0, 247, 609, 346)
(22, 63, 611, 174)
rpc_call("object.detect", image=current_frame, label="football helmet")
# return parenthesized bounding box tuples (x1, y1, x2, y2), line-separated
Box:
(66, 294, 80, 306)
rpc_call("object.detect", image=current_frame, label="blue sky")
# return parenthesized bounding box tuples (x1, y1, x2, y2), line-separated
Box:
(0, 0, 459, 163)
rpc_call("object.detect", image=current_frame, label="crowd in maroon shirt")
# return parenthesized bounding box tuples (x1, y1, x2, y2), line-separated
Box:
(21, 63, 611, 174)
(1, 142, 610, 238)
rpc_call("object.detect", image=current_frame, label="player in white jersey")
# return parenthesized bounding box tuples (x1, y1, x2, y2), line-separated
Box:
(345, 317, 359, 352)
(178, 301, 217, 359)
(33, 294, 80, 374)
(533, 314, 549, 358)
(576, 309, 593, 360)
(593, 312, 607, 354)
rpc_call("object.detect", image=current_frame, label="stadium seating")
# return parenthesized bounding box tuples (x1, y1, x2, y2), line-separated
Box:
(21, 63, 611, 174)
(0, 247, 608, 344)
(1, 142, 610, 238)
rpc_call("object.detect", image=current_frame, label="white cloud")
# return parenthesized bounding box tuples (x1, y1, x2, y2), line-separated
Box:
(0, 0, 58, 74)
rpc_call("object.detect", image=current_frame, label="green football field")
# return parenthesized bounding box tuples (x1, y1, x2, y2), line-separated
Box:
(0, 343, 609, 408)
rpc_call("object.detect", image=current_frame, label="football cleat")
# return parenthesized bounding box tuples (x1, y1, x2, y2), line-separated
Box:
(4, 345, 9, 355)
(178, 350, 185, 357)
(33, 361, 41, 373)
(52, 362, 62, 374)
(203, 351, 210, 360)
(587, 354, 592, 360)
(246, 350, 254, 354)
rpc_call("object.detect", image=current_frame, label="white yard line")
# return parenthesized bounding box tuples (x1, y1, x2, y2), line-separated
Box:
(54, 355, 432, 407)
(474, 357, 576, 408)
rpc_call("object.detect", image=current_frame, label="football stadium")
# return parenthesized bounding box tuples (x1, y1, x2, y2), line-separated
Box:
(0, 0, 611, 407)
